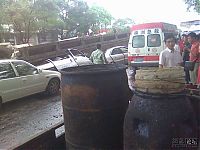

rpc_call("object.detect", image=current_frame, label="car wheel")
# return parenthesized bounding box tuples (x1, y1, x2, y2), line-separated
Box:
(46, 78, 60, 95)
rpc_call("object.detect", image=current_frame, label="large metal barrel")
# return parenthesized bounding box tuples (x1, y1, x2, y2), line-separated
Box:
(188, 95, 200, 126)
(187, 95, 200, 147)
(124, 67, 198, 150)
(61, 64, 131, 150)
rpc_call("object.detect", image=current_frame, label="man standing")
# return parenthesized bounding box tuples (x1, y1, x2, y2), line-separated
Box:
(188, 32, 199, 85)
(179, 34, 187, 55)
(159, 34, 183, 68)
(90, 44, 107, 64)
(182, 34, 191, 84)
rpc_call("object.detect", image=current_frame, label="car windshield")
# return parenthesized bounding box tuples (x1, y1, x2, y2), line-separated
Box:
(147, 34, 161, 47)
(132, 35, 145, 48)
(68, 49, 85, 57)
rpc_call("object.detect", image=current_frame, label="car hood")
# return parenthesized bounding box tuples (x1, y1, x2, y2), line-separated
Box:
(37, 56, 92, 70)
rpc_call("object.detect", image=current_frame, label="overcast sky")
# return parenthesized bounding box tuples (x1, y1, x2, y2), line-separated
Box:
(86, 0, 199, 27)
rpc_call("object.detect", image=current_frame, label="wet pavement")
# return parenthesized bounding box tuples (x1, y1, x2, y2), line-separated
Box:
(0, 93, 63, 149)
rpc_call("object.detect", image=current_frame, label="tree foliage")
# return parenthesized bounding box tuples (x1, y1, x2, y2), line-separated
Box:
(89, 5, 113, 29)
(55, 1, 113, 38)
(184, 0, 200, 13)
(1, 0, 60, 43)
(62, 0, 91, 37)
(112, 18, 134, 32)
(0, 0, 116, 42)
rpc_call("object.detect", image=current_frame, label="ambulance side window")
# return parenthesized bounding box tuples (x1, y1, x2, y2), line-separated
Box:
(147, 34, 161, 47)
(132, 35, 145, 48)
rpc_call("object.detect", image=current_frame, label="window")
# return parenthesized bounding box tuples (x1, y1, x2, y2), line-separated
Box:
(120, 47, 128, 53)
(111, 48, 123, 55)
(147, 34, 161, 47)
(0, 62, 16, 79)
(132, 35, 145, 48)
(12, 61, 38, 76)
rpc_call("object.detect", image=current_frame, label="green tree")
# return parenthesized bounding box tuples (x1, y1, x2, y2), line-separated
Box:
(0, 0, 114, 41)
(57, 0, 113, 37)
(66, 0, 90, 36)
(184, 0, 200, 13)
(2, 0, 61, 43)
(112, 18, 134, 32)
(89, 5, 113, 31)
(0, 0, 10, 32)
(56, 0, 92, 37)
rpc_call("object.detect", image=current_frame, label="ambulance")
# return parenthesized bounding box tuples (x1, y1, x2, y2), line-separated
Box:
(128, 22, 178, 67)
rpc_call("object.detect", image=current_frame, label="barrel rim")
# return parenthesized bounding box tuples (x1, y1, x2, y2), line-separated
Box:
(60, 64, 127, 75)
(134, 89, 187, 99)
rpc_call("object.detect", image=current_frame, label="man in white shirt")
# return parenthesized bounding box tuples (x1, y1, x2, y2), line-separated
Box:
(159, 35, 183, 68)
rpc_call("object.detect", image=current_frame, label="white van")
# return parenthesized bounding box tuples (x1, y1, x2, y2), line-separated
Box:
(128, 22, 178, 67)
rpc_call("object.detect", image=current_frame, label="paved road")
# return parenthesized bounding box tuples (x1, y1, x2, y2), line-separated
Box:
(0, 93, 63, 149)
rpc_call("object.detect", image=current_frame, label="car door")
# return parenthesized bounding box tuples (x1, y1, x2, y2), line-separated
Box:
(120, 47, 128, 64)
(12, 61, 46, 97)
(110, 48, 125, 64)
(0, 62, 21, 103)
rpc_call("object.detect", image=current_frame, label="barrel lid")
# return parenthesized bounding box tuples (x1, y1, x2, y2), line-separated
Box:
(134, 67, 185, 94)
(60, 64, 127, 75)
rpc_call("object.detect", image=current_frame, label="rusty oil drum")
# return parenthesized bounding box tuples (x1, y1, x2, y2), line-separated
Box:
(124, 90, 198, 150)
(187, 94, 200, 148)
(61, 64, 131, 150)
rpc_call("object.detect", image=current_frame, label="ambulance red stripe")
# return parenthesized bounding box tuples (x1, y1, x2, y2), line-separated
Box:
(128, 56, 159, 62)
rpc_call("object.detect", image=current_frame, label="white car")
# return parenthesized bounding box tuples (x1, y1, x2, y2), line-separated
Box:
(105, 46, 128, 64)
(37, 49, 93, 71)
(0, 59, 61, 106)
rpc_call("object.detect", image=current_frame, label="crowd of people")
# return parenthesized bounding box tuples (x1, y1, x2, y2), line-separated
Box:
(90, 32, 200, 88)
(159, 32, 200, 86)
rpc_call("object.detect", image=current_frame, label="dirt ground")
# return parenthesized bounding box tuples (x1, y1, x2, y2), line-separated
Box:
(0, 93, 63, 149)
